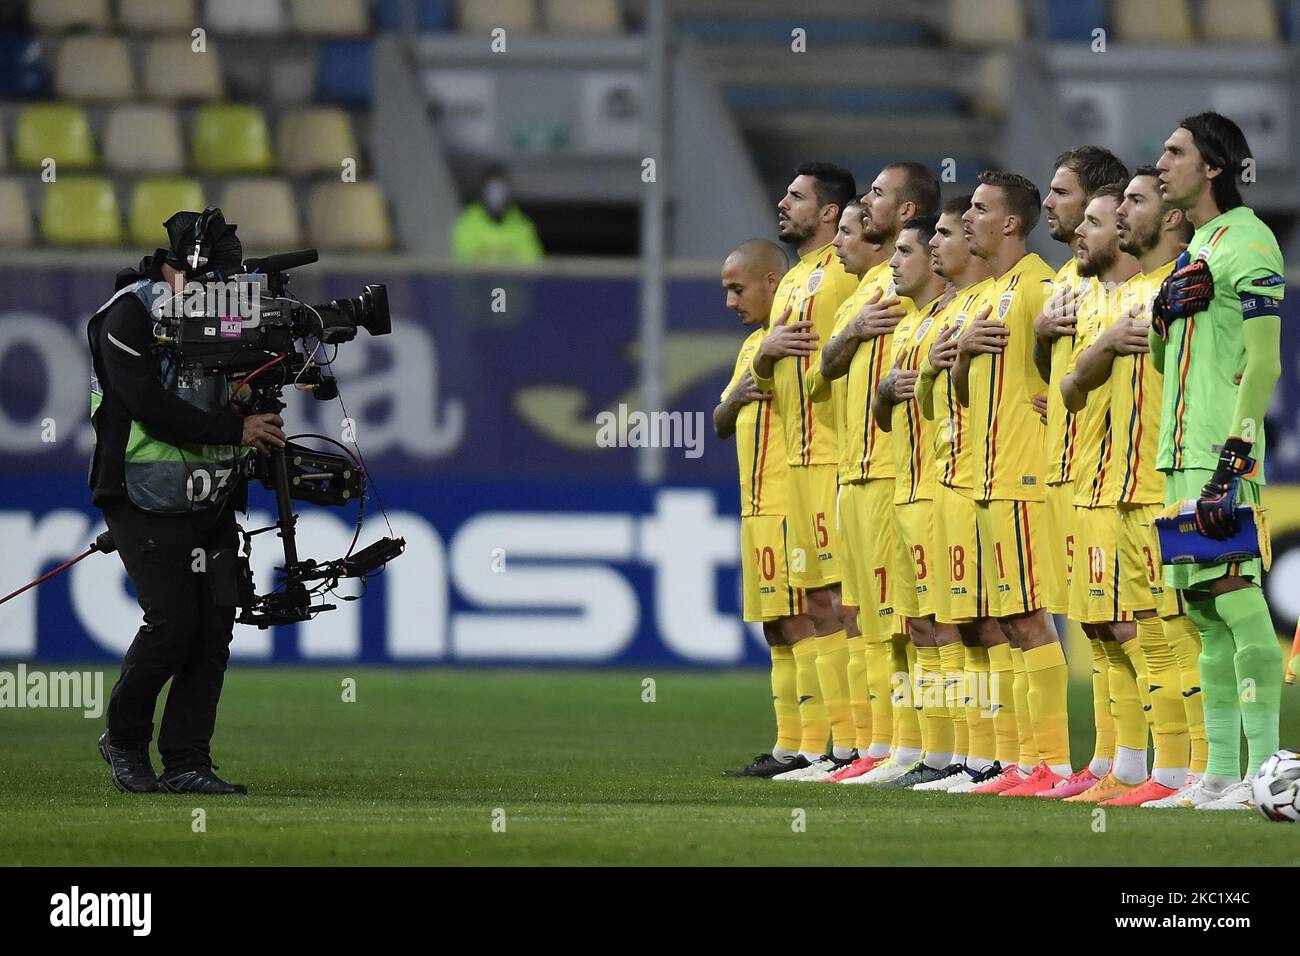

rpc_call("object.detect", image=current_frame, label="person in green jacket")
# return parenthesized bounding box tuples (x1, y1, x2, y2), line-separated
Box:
(451, 164, 544, 264)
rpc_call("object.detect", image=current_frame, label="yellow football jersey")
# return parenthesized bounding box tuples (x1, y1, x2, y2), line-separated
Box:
(755, 242, 858, 468)
(1068, 275, 1127, 508)
(1044, 257, 1092, 486)
(724, 327, 789, 517)
(1103, 259, 1177, 506)
(890, 295, 946, 504)
(821, 262, 901, 484)
(920, 278, 994, 492)
(963, 253, 1056, 502)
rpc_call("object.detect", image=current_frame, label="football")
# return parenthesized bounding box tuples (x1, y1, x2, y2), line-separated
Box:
(1251, 749, 1300, 822)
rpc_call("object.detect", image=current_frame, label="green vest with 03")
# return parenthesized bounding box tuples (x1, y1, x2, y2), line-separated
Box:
(88, 278, 252, 514)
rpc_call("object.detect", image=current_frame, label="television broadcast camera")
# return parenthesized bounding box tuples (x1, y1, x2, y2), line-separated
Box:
(152, 248, 405, 628)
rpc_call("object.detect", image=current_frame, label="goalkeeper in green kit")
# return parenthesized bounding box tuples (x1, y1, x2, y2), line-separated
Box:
(1147, 113, 1285, 810)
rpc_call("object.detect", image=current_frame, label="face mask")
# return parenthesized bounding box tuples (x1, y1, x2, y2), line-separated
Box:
(483, 179, 510, 215)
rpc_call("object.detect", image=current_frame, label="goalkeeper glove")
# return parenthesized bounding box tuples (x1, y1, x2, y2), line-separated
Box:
(1196, 436, 1255, 540)
(1150, 252, 1214, 339)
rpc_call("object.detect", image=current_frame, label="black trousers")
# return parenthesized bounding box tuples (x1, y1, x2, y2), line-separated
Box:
(101, 496, 239, 771)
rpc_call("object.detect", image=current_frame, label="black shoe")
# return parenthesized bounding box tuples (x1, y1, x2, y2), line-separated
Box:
(968, 761, 1004, 784)
(158, 766, 248, 795)
(724, 753, 808, 778)
(98, 732, 160, 794)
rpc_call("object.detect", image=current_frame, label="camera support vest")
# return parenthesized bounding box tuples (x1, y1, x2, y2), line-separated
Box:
(88, 278, 252, 514)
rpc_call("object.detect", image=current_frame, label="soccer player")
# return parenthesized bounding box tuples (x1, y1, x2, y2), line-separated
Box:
(816, 163, 942, 786)
(1147, 113, 1286, 810)
(953, 172, 1072, 797)
(716, 239, 820, 778)
(914, 197, 1005, 792)
(751, 164, 861, 779)
(870, 215, 962, 789)
(1050, 185, 1153, 804)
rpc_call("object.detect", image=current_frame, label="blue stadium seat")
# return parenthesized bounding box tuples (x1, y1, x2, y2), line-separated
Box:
(375, 0, 453, 31)
(1044, 0, 1105, 42)
(315, 40, 373, 104)
(0, 34, 50, 99)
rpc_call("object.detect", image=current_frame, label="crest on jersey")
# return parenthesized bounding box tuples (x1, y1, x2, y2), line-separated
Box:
(954, 313, 968, 331)
(997, 292, 1014, 320)
(886, 279, 897, 297)
(806, 269, 825, 294)
(915, 317, 934, 342)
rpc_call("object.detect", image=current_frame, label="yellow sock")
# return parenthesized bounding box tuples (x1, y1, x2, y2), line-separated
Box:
(893, 637, 923, 753)
(987, 642, 1018, 765)
(917, 645, 952, 758)
(1120, 636, 1152, 738)
(1137, 616, 1188, 775)
(864, 637, 894, 750)
(1088, 637, 1116, 761)
(1103, 639, 1146, 751)
(939, 641, 967, 757)
(771, 645, 800, 753)
(792, 638, 828, 754)
(815, 631, 853, 753)
(1164, 614, 1207, 775)
(1023, 642, 1071, 769)
(1010, 646, 1037, 768)
(964, 644, 995, 762)
(846, 636, 872, 752)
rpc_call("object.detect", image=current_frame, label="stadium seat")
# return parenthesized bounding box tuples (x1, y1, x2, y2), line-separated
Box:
(277, 107, 359, 176)
(203, 0, 287, 35)
(315, 41, 373, 104)
(119, 0, 198, 34)
(1201, 0, 1279, 42)
(192, 103, 275, 173)
(947, 0, 1025, 46)
(289, 0, 368, 36)
(219, 177, 302, 250)
(143, 37, 225, 100)
(374, 0, 453, 31)
(40, 177, 123, 246)
(1114, 0, 1194, 43)
(0, 180, 35, 246)
(128, 177, 205, 247)
(14, 104, 97, 171)
(308, 181, 393, 251)
(0, 33, 51, 99)
(456, 0, 536, 32)
(1044, 0, 1105, 42)
(105, 105, 185, 174)
(54, 35, 136, 102)
(542, 0, 620, 32)
(30, 0, 111, 32)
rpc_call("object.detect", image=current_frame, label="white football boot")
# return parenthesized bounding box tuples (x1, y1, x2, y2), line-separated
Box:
(1194, 779, 1254, 811)
(840, 756, 916, 786)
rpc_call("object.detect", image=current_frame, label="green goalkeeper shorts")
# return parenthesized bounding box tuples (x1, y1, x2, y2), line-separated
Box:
(1162, 467, 1262, 592)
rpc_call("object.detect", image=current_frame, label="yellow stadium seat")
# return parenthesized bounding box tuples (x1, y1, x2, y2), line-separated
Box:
(204, 0, 287, 34)
(129, 177, 206, 247)
(31, 0, 111, 32)
(1115, 0, 1195, 43)
(457, 0, 536, 32)
(105, 105, 185, 174)
(308, 181, 393, 251)
(1201, 0, 1279, 42)
(143, 37, 225, 100)
(543, 0, 620, 32)
(14, 104, 97, 172)
(947, 0, 1025, 46)
(219, 178, 302, 251)
(119, 0, 198, 33)
(41, 177, 123, 246)
(276, 107, 359, 176)
(192, 103, 275, 173)
(55, 35, 136, 102)
(288, 0, 368, 36)
(0, 179, 35, 247)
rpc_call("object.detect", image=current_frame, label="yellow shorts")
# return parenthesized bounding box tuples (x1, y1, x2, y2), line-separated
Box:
(837, 479, 897, 639)
(740, 514, 806, 622)
(974, 498, 1046, 618)
(893, 499, 936, 619)
(1068, 505, 1132, 624)
(932, 483, 987, 624)
(1116, 503, 1186, 619)
(1043, 482, 1072, 615)
(788, 463, 840, 590)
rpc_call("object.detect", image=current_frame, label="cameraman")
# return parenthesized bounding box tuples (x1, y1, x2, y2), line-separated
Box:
(88, 208, 285, 795)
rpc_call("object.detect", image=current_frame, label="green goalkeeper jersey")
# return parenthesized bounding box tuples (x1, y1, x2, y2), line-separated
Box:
(1157, 205, 1285, 478)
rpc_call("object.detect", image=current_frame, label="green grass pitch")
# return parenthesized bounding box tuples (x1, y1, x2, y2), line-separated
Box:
(1, 668, 1297, 865)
